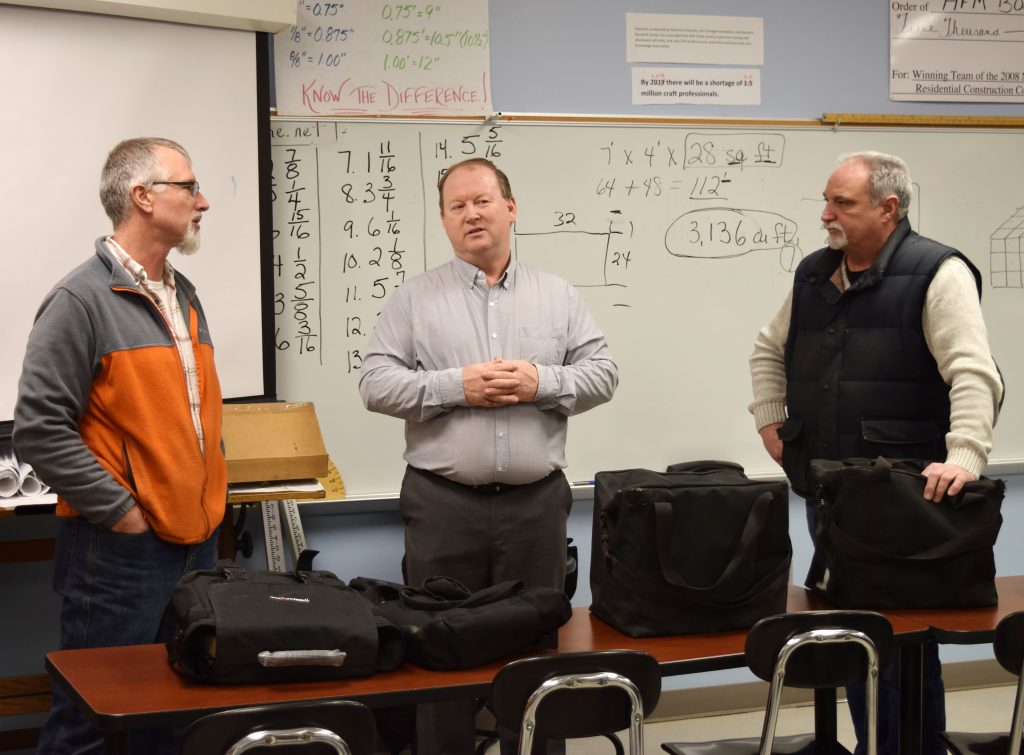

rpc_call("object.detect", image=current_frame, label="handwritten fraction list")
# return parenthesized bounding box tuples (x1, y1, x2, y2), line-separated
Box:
(274, 1, 491, 116)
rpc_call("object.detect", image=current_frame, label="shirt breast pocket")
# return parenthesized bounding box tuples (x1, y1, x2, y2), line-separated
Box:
(518, 326, 565, 364)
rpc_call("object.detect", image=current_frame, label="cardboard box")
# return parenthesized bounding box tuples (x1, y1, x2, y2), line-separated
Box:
(222, 402, 328, 483)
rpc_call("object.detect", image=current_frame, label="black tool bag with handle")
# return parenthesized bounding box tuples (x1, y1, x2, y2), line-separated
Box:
(163, 550, 405, 683)
(350, 575, 572, 670)
(590, 461, 792, 638)
(805, 457, 1005, 608)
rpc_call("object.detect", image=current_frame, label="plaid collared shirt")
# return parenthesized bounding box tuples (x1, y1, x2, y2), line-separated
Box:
(105, 238, 205, 454)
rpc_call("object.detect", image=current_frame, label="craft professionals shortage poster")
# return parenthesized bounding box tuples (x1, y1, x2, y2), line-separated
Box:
(274, 1, 491, 116)
(890, 0, 1024, 102)
(625, 14, 763, 106)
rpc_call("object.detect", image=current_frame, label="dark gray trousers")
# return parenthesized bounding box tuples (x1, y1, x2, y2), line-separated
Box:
(400, 466, 572, 755)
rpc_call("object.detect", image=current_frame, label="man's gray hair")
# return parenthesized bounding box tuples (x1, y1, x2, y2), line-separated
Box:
(837, 151, 912, 219)
(100, 137, 191, 227)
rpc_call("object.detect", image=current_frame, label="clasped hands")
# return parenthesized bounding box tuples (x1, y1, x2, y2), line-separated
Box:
(463, 357, 538, 407)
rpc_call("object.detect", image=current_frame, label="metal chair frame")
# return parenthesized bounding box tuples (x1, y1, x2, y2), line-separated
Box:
(225, 725, 352, 754)
(941, 610, 1024, 755)
(758, 627, 881, 755)
(1008, 661, 1024, 755)
(484, 649, 660, 755)
(180, 698, 375, 755)
(660, 611, 892, 755)
(518, 670, 645, 755)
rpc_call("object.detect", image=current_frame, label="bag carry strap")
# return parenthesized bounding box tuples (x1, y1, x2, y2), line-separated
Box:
(954, 491, 996, 510)
(841, 458, 1000, 509)
(866, 456, 893, 481)
(219, 562, 248, 581)
(218, 551, 329, 585)
(607, 544, 791, 609)
(399, 579, 523, 611)
(420, 576, 472, 601)
(665, 460, 746, 475)
(826, 517, 1001, 562)
(653, 491, 776, 592)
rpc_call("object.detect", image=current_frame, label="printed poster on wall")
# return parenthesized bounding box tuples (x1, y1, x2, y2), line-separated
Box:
(625, 13, 764, 106)
(274, 1, 491, 116)
(890, 1, 1024, 102)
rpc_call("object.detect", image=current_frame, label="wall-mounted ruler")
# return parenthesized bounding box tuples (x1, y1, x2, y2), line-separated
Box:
(261, 499, 308, 572)
(823, 113, 1024, 128)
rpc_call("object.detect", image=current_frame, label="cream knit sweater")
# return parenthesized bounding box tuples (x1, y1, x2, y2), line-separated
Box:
(748, 256, 1004, 476)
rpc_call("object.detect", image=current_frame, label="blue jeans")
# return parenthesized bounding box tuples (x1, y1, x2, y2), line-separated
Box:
(38, 517, 217, 755)
(805, 501, 947, 755)
(846, 642, 947, 755)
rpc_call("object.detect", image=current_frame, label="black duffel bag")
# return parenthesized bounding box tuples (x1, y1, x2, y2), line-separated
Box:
(590, 461, 792, 638)
(163, 550, 405, 683)
(805, 457, 1005, 609)
(350, 576, 572, 670)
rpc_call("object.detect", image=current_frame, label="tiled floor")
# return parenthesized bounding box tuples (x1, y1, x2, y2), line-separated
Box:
(563, 684, 1017, 754)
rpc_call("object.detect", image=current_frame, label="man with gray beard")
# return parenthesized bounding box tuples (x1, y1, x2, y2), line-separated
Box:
(747, 151, 1003, 755)
(14, 137, 227, 754)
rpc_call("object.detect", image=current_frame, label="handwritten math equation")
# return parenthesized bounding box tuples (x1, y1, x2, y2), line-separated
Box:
(592, 131, 802, 268)
(269, 123, 809, 375)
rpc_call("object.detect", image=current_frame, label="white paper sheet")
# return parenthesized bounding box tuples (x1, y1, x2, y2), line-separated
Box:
(0, 453, 18, 497)
(17, 461, 47, 496)
(626, 13, 763, 66)
(632, 66, 760, 106)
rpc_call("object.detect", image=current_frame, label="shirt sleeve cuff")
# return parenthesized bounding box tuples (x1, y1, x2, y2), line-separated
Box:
(534, 363, 557, 402)
(945, 446, 987, 478)
(751, 401, 788, 431)
(437, 368, 467, 407)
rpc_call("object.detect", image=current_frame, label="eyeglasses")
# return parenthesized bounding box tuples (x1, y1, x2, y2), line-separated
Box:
(150, 180, 200, 197)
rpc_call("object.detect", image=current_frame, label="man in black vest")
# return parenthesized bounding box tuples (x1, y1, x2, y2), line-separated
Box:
(749, 151, 1003, 755)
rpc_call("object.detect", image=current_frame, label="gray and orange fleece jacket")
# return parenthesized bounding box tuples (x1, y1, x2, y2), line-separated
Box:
(13, 239, 227, 545)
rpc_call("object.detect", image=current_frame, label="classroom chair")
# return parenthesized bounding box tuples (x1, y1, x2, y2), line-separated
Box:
(179, 699, 377, 754)
(477, 649, 661, 755)
(941, 609, 1024, 755)
(662, 610, 893, 755)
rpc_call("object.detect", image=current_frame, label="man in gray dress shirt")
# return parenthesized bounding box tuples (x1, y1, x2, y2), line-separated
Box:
(359, 157, 618, 755)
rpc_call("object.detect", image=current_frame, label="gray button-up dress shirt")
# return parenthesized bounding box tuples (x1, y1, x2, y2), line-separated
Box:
(359, 256, 618, 485)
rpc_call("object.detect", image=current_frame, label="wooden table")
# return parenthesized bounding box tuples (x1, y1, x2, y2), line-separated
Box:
(888, 575, 1024, 644)
(883, 575, 1024, 755)
(45, 586, 932, 755)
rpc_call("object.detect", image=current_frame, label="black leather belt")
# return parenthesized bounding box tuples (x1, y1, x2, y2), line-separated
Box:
(468, 481, 526, 495)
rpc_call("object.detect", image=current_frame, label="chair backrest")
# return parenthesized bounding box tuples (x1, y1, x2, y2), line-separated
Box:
(995, 611, 1024, 677)
(993, 611, 1024, 755)
(489, 649, 661, 748)
(179, 699, 377, 755)
(744, 610, 893, 688)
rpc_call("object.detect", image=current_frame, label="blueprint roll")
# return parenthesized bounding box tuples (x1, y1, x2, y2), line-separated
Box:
(17, 463, 45, 496)
(0, 456, 17, 497)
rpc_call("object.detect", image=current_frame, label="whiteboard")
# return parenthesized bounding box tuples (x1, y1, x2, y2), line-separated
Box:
(0, 5, 267, 421)
(270, 117, 1024, 498)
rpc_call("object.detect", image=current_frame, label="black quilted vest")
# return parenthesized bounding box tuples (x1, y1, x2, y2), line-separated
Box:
(780, 219, 980, 496)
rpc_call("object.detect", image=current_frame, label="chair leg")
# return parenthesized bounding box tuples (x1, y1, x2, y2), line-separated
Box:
(814, 688, 838, 749)
(475, 733, 497, 755)
(603, 731, 625, 755)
